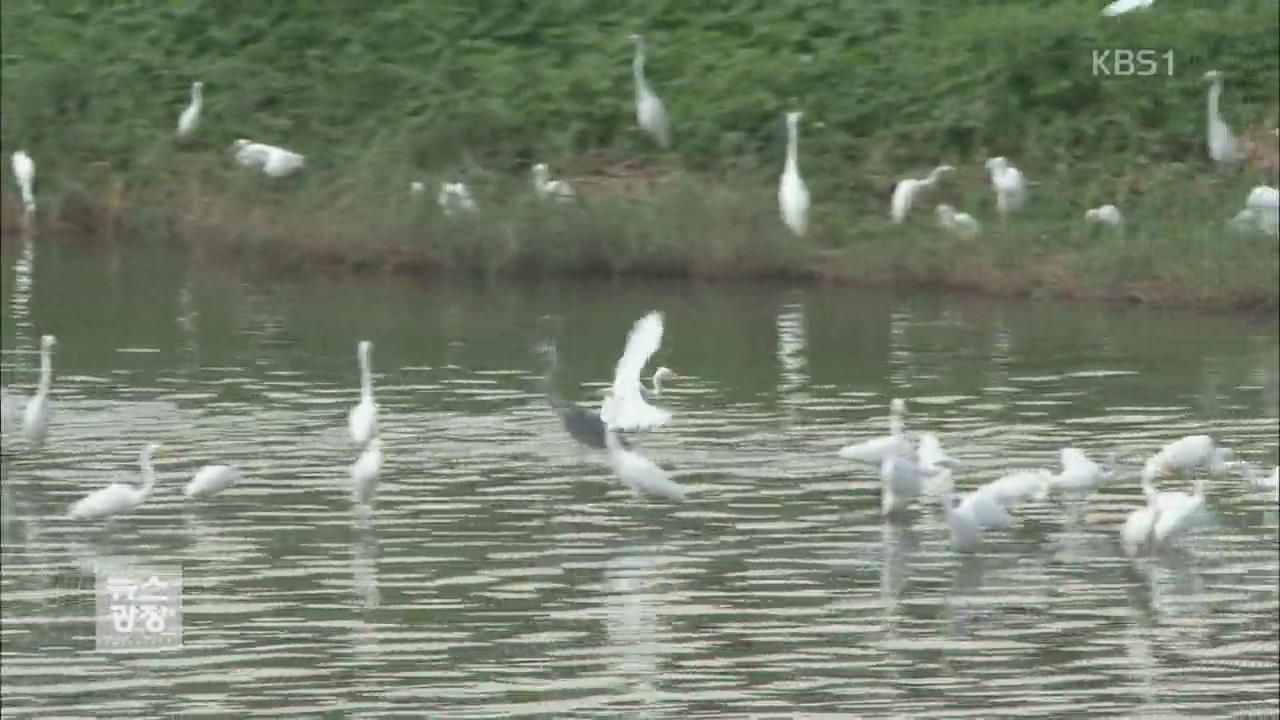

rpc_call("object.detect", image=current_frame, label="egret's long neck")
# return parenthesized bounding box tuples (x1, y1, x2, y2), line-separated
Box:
(139, 449, 157, 496)
(1192, 473, 1206, 500)
(192, 85, 203, 105)
(651, 372, 663, 397)
(888, 409, 903, 438)
(359, 348, 373, 400)
(1207, 81, 1222, 125)
(37, 346, 52, 394)
(785, 119, 799, 174)
(632, 45, 647, 98)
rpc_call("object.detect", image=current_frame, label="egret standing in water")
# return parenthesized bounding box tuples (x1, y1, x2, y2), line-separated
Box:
(185, 464, 241, 499)
(10, 150, 35, 212)
(891, 166, 953, 223)
(176, 81, 203, 139)
(350, 438, 383, 506)
(985, 157, 1027, 228)
(1203, 71, 1242, 170)
(1141, 435, 1232, 484)
(600, 311, 672, 433)
(68, 443, 165, 520)
(22, 334, 56, 448)
(1050, 447, 1116, 496)
(778, 111, 810, 238)
(629, 34, 670, 149)
(348, 340, 378, 447)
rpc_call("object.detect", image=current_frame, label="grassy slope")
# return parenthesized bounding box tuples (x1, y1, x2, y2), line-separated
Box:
(1, 0, 1278, 307)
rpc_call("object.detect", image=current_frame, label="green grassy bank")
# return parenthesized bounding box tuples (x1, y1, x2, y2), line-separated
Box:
(2, 1, 1278, 309)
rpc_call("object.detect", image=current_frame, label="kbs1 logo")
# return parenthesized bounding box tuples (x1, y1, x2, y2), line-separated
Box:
(1091, 49, 1174, 76)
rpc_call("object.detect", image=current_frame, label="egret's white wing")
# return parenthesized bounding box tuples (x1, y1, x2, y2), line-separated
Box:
(1059, 447, 1092, 471)
(1102, 0, 1152, 16)
(613, 312, 664, 394)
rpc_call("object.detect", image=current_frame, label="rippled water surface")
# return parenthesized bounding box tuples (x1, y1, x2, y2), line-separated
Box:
(2, 240, 1278, 717)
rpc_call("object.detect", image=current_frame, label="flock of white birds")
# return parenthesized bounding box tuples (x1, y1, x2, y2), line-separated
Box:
(1, 307, 1276, 556)
(7, 30, 1275, 239)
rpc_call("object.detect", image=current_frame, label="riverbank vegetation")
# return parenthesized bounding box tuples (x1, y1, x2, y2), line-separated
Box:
(2, 1, 1278, 310)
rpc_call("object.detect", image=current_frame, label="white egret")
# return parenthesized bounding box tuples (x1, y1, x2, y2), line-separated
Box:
(916, 432, 956, 474)
(185, 464, 241, 499)
(837, 398, 907, 464)
(1084, 204, 1124, 227)
(648, 367, 677, 397)
(878, 451, 933, 516)
(176, 81, 203, 139)
(984, 157, 1027, 225)
(410, 180, 426, 197)
(350, 438, 383, 506)
(10, 150, 35, 212)
(22, 334, 56, 447)
(936, 204, 980, 239)
(891, 165, 953, 223)
(970, 469, 1051, 511)
(1050, 448, 1117, 495)
(67, 443, 164, 520)
(0, 389, 13, 435)
(628, 34, 670, 149)
(1241, 185, 1278, 234)
(942, 485, 1018, 551)
(1102, 0, 1155, 16)
(600, 311, 671, 432)
(1141, 435, 1232, 484)
(603, 424, 685, 501)
(1120, 486, 1160, 554)
(1203, 71, 1241, 168)
(532, 163, 575, 202)
(347, 340, 378, 447)
(231, 139, 304, 177)
(1148, 472, 1210, 546)
(778, 111, 811, 238)
(437, 181, 477, 216)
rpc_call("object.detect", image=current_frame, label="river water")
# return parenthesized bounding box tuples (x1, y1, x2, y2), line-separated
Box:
(2, 237, 1278, 717)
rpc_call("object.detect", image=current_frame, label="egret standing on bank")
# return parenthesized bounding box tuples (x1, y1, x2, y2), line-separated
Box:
(176, 81, 203, 139)
(10, 150, 35, 212)
(778, 111, 810, 238)
(532, 163, 575, 202)
(985, 157, 1027, 228)
(629, 34, 670, 149)
(891, 166, 953, 223)
(1203, 71, 1241, 170)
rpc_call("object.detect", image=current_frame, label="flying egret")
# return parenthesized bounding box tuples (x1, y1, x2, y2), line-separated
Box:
(837, 398, 907, 464)
(1203, 71, 1242, 169)
(1084, 204, 1124, 227)
(67, 443, 164, 520)
(22, 334, 56, 447)
(603, 422, 685, 501)
(1050, 448, 1117, 495)
(350, 437, 383, 506)
(984, 157, 1027, 226)
(185, 464, 241, 499)
(935, 204, 980, 239)
(1102, 0, 1155, 16)
(438, 181, 477, 216)
(778, 111, 811, 238)
(600, 311, 672, 432)
(532, 163, 575, 202)
(348, 340, 378, 447)
(231, 139, 304, 177)
(891, 165, 953, 223)
(629, 34, 671, 149)
(10, 150, 35, 212)
(176, 81, 203, 139)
